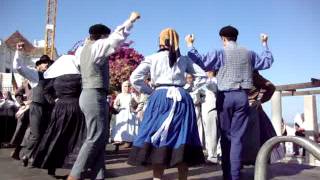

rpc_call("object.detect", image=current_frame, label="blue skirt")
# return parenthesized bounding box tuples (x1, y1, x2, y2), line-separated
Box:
(128, 87, 205, 167)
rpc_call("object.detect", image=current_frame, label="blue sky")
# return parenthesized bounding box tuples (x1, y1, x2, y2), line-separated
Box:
(1, 0, 320, 123)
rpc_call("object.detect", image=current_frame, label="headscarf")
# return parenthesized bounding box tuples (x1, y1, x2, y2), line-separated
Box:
(159, 28, 181, 68)
(294, 113, 305, 128)
(121, 80, 130, 93)
(44, 55, 80, 79)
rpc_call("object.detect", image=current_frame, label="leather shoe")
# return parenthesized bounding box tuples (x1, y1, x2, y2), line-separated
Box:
(48, 168, 56, 176)
(22, 156, 28, 167)
(10, 151, 20, 160)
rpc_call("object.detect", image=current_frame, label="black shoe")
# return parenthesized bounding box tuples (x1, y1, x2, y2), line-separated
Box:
(22, 156, 28, 167)
(114, 144, 119, 153)
(48, 168, 56, 176)
(10, 150, 20, 160)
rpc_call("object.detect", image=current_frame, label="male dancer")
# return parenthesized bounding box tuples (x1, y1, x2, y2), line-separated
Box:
(186, 26, 273, 180)
(13, 43, 52, 167)
(68, 12, 140, 180)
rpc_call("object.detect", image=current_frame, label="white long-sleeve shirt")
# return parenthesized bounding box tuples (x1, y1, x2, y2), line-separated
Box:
(130, 51, 207, 95)
(79, 19, 134, 65)
(13, 51, 39, 88)
(13, 19, 134, 88)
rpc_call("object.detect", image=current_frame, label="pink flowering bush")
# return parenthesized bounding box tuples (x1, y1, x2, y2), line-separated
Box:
(108, 42, 144, 91)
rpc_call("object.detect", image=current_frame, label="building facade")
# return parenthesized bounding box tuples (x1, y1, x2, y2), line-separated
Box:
(0, 31, 58, 92)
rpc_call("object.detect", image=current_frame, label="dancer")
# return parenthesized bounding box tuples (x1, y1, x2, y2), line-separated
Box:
(186, 26, 274, 180)
(13, 42, 53, 167)
(32, 55, 86, 177)
(68, 12, 140, 180)
(10, 80, 32, 160)
(128, 28, 206, 180)
(242, 71, 284, 165)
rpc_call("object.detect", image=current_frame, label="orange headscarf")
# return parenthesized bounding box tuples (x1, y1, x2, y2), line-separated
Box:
(159, 28, 181, 67)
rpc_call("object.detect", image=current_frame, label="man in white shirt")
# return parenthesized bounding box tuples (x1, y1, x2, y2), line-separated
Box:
(68, 12, 140, 180)
(13, 43, 52, 167)
(13, 44, 51, 88)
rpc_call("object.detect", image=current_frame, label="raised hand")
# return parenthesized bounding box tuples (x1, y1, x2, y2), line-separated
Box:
(185, 34, 195, 47)
(260, 33, 268, 43)
(129, 12, 141, 23)
(16, 42, 24, 50)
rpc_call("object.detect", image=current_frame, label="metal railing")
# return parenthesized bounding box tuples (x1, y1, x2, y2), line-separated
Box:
(254, 136, 320, 180)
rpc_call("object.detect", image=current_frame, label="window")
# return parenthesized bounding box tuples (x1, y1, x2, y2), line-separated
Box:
(5, 68, 10, 73)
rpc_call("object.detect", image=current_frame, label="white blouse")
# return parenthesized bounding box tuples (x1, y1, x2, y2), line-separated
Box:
(130, 51, 207, 94)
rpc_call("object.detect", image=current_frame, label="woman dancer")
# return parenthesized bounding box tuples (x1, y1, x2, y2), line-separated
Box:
(128, 28, 206, 180)
(242, 71, 284, 165)
(32, 55, 86, 177)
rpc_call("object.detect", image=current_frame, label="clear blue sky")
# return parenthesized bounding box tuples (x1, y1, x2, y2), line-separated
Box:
(1, 0, 320, 124)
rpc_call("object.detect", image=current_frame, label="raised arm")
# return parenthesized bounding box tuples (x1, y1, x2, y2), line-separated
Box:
(130, 58, 153, 95)
(13, 43, 39, 86)
(91, 12, 140, 64)
(251, 33, 274, 70)
(185, 34, 223, 71)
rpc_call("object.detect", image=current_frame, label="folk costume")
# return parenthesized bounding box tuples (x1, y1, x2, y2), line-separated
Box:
(128, 28, 206, 167)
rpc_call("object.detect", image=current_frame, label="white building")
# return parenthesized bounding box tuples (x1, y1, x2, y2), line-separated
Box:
(0, 39, 16, 73)
(0, 31, 58, 92)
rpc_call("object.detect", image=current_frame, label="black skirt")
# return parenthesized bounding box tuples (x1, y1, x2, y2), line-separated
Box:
(32, 74, 86, 169)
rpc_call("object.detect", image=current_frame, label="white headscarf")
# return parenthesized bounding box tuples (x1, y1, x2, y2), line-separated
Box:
(121, 80, 130, 93)
(44, 55, 80, 79)
(294, 113, 305, 128)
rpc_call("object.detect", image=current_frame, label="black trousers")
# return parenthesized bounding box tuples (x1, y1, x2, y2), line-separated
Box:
(22, 102, 50, 158)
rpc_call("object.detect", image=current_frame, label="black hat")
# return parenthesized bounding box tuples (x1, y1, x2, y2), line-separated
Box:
(219, 25, 239, 38)
(35, 55, 51, 66)
(89, 24, 111, 36)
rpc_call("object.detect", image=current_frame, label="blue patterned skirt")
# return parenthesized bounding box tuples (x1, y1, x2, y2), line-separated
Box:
(128, 87, 205, 167)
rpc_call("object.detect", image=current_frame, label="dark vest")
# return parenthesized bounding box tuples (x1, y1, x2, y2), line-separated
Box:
(31, 72, 47, 104)
(80, 41, 109, 90)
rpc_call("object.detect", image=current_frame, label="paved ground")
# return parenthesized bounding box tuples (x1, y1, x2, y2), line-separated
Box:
(1, 145, 320, 180)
